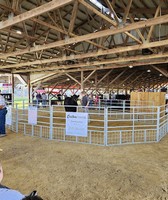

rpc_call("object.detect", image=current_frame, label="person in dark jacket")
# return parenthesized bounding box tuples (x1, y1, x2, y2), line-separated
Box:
(81, 91, 89, 112)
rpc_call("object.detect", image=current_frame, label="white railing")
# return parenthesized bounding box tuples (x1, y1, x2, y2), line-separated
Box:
(7, 103, 168, 146)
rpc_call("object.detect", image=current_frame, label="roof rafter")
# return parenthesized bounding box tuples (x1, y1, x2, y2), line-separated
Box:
(1, 13, 168, 59)
(0, 0, 74, 30)
(2, 38, 168, 69)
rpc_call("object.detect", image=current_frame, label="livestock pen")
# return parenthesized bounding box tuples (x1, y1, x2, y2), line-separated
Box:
(2, 101, 168, 200)
(7, 101, 168, 146)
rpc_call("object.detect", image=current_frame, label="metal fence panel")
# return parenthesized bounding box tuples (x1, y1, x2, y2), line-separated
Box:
(7, 103, 168, 146)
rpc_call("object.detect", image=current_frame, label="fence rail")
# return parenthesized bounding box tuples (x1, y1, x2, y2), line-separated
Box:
(7, 103, 168, 146)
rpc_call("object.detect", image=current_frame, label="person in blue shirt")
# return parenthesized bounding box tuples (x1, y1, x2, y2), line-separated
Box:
(0, 163, 43, 200)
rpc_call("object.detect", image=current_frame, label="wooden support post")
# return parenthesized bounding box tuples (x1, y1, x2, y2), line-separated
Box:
(27, 73, 31, 103)
(11, 74, 14, 103)
(81, 71, 84, 91)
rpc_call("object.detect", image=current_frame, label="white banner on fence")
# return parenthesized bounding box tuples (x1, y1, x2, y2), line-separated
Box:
(6, 106, 12, 125)
(28, 106, 37, 125)
(66, 112, 88, 137)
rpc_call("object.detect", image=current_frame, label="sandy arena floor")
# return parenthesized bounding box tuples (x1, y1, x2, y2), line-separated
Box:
(0, 130, 168, 200)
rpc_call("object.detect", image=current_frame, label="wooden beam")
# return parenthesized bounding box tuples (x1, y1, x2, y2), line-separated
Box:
(97, 69, 113, 85)
(118, 71, 137, 86)
(30, 72, 58, 84)
(0, 0, 73, 30)
(2, 4, 107, 51)
(78, 0, 117, 27)
(1, 13, 168, 59)
(81, 70, 84, 90)
(109, 69, 127, 85)
(65, 73, 81, 85)
(12, 0, 20, 10)
(147, 5, 160, 41)
(129, 15, 145, 42)
(41, 73, 64, 84)
(79, 0, 141, 44)
(2, 38, 168, 69)
(127, 72, 145, 86)
(115, 8, 168, 15)
(22, 58, 167, 77)
(104, 0, 119, 24)
(83, 70, 96, 83)
(152, 66, 168, 77)
(123, 0, 132, 23)
(68, 1, 78, 33)
(0, 34, 4, 51)
(48, 83, 59, 95)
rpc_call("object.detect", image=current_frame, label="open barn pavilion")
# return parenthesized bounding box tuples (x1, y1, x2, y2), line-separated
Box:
(0, 0, 168, 200)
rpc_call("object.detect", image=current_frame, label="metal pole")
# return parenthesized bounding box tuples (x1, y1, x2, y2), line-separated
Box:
(123, 100, 125, 119)
(156, 106, 160, 142)
(49, 105, 53, 140)
(16, 103, 18, 133)
(132, 107, 135, 143)
(104, 107, 108, 146)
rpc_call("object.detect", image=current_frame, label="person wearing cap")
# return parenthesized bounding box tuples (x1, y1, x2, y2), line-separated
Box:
(0, 90, 7, 137)
(0, 163, 43, 200)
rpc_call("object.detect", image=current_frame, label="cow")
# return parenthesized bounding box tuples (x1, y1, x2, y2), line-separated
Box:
(64, 94, 79, 112)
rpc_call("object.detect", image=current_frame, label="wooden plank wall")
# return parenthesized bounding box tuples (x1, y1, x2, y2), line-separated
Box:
(130, 92, 166, 114)
(130, 92, 166, 107)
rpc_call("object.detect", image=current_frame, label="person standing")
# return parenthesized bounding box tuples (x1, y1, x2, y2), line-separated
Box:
(32, 92, 37, 106)
(0, 90, 7, 137)
(81, 91, 89, 112)
(36, 92, 42, 107)
(88, 93, 94, 107)
(41, 93, 47, 107)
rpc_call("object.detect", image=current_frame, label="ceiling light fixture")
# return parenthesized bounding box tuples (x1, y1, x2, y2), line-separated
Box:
(16, 30, 22, 34)
(147, 69, 151, 72)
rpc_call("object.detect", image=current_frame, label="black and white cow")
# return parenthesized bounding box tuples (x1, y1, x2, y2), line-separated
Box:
(64, 94, 79, 112)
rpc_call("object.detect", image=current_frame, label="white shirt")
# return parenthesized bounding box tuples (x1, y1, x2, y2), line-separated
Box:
(0, 95, 6, 107)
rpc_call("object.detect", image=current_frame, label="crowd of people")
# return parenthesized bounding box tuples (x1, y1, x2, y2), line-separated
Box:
(31, 90, 101, 109)
(32, 92, 47, 107)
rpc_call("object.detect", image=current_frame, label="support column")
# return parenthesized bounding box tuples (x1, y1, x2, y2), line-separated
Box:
(27, 73, 31, 103)
(11, 74, 14, 103)
(107, 75, 110, 93)
(95, 72, 98, 94)
(81, 70, 84, 91)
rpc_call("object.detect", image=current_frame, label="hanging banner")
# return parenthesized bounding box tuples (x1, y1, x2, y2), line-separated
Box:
(28, 106, 37, 125)
(6, 106, 12, 126)
(66, 112, 88, 137)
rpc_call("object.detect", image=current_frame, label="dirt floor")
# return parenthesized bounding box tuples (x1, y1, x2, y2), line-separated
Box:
(0, 130, 168, 200)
